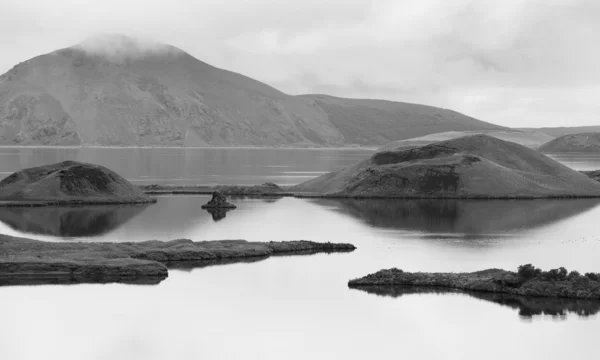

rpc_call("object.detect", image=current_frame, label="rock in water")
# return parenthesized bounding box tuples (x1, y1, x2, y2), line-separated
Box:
(0, 161, 155, 204)
(293, 134, 600, 198)
(201, 191, 237, 209)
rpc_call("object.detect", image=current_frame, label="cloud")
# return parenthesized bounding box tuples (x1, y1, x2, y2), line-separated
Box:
(74, 34, 181, 61)
(1, 0, 599, 127)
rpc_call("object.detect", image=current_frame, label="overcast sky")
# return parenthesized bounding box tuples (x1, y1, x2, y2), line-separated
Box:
(2, 0, 599, 128)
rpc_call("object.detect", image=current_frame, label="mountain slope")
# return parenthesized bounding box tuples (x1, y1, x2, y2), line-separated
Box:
(539, 133, 600, 153)
(293, 135, 600, 198)
(0, 35, 503, 147)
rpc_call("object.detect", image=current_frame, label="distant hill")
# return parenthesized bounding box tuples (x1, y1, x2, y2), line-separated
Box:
(292, 135, 600, 198)
(378, 130, 553, 151)
(520, 126, 600, 138)
(0, 35, 503, 147)
(539, 133, 600, 153)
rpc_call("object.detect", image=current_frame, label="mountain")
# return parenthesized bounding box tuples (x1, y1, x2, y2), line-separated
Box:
(538, 133, 600, 153)
(0, 35, 503, 147)
(378, 129, 553, 151)
(292, 134, 600, 198)
(520, 126, 600, 138)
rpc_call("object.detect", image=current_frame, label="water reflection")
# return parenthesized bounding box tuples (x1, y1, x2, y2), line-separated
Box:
(204, 208, 231, 221)
(0, 205, 150, 238)
(352, 286, 600, 320)
(316, 198, 600, 236)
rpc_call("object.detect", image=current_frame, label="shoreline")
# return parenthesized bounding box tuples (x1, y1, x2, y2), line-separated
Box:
(348, 266, 600, 300)
(0, 235, 356, 286)
(0, 198, 157, 207)
(139, 184, 600, 200)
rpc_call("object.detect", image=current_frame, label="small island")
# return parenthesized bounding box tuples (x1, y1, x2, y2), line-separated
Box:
(292, 135, 600, 198)
(348, 264, 600, 300)
(0, 161, 156, 206)
(0, 235, 355, 286)
(201, 191, 237, 209)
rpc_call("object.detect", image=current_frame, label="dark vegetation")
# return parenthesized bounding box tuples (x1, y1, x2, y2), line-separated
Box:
(349, 264, 600, 299)
(517, 264, 598, 283)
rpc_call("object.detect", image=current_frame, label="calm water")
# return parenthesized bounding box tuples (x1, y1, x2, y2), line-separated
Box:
(0, 147, 373, 186)
(1, 148, 600, 360)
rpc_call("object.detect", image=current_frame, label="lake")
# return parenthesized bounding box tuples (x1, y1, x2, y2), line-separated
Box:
(1, 148, 600, 360)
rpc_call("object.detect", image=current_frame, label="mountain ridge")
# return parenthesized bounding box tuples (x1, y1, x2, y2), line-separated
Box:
(0, 35, 504, 147)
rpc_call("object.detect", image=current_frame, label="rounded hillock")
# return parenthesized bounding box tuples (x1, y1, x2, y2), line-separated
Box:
(0, 161, 155, 204)
(539, 133, 600, 153)
(293, 134, 600, 198)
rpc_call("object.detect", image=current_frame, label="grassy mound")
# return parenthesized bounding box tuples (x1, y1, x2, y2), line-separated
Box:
(539, 132, 600, 153)
(0, 161, 155, 204)
(293, 135, 600, 198)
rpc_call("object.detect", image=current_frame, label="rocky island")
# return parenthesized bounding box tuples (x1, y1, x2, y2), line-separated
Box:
(0, 161, 156, 205)
(201, 191, 237, 209)
(539, 132, 600, 153)
(348, 264, 600, 300)
(0, 235, 355, 286)
(292, 134, 600, 198)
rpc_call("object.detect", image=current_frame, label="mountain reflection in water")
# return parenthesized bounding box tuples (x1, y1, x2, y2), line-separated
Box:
(315, 198, 600, 236)
(352, 286, 600, 320)
(0, 204, 150, 238)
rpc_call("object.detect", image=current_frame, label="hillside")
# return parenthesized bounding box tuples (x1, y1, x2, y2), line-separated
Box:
(0, 161, 154, 204)
(378, 130, 553, 151)
(0, 35, 502, 147)
(538, 133, 600, 153)
(292, 134, 600, 198)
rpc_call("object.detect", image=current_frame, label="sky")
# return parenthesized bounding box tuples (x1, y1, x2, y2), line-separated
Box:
(1, 0, 599, 128)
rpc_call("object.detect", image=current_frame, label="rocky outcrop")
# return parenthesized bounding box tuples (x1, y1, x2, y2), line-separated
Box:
(539, 133, 600, 153)
(201, 191, 236, 209)
(0, 235, 356, 286)
(0, 161, 155, 204)
(0, 35, 502, 147)
(348, 265, 600, 299)
(293, 135, 600, 198)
